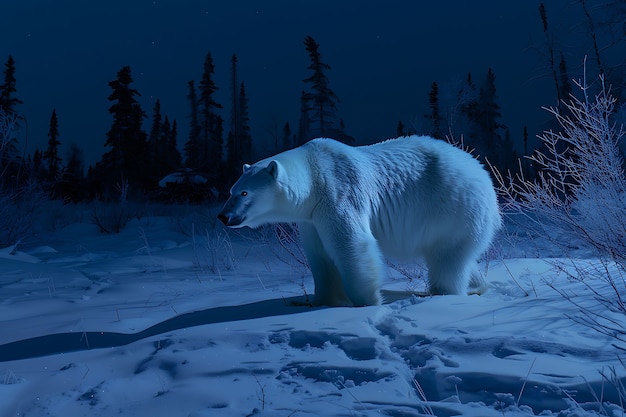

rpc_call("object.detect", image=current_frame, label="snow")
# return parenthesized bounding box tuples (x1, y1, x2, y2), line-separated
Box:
(158, 169, 208, 187)
(0, 206, 625, 416)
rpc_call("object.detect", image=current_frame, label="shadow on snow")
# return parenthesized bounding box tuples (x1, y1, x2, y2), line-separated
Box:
(0, 295, 319, 362)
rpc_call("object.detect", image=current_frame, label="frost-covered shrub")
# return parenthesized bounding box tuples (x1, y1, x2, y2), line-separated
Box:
(91, 179, 138, 234)
(0, 109, 18, 152)
(205, 227, 236, 274)
(269, 223, 311, 300)
(0, 184, 41, 246)
(494, 74, 626, 350)
(495, 75, 625, 266)
(0, 109, 44, 246)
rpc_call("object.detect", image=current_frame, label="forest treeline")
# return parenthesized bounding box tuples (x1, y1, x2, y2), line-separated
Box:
(0, 36, 358, 202)
(0, 2, 624, 203)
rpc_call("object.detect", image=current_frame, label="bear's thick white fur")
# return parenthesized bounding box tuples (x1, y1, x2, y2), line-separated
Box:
(218, 136, 501, 306)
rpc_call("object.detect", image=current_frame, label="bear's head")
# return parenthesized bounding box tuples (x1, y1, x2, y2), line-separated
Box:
(218, 160, 287, 229)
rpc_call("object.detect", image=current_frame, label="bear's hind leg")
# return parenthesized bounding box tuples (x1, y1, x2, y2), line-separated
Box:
(425, 246, 475, 295)
(310, 257, 349, 306)
(468, 266, 488, 295)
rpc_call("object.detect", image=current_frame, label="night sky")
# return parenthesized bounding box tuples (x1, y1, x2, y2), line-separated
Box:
(1, 0, 582, 167)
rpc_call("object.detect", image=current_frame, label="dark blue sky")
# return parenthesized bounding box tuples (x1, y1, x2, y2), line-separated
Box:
(2, 0, 580, 166)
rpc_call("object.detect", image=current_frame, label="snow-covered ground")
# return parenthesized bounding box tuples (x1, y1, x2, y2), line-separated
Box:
(0, 205, 624, 416)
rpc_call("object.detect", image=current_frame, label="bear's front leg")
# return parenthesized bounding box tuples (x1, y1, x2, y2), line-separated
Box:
(298, 223, 350, 306)
(317, 221, 384, 306)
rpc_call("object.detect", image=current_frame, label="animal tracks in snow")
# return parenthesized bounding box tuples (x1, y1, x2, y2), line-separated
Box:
(3, 275, 626, 416)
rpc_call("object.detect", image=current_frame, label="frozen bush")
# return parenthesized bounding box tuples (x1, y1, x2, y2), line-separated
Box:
(494, 74, 625, 266)
(0, 109, 18, 144)
(0, 109, 44, 246)
(91, 179, 136, 234)
(493, 73, 626, 351)
(0, 108, 19, 180)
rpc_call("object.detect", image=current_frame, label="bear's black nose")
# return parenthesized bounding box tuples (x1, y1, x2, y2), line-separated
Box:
(217, 213, 229, 225)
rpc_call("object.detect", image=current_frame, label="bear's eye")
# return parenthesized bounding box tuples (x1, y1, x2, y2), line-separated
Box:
(241, 191, 248, 197)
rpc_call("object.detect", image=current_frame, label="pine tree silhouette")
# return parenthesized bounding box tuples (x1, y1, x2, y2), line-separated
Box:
(44, 109, 62, 181)
(538, 3, 561, 104)
(198, 52, 223, 183)
(282, 122, 292, 151)
(147, 99, 163, 182)
(478, 68, 503, 158)
(457, 72, 480, 149)
(59, 143, 85, 202)
(228, 54, 240, 166)
(95, 66, 148, 194)
(0, 56, 22, 115)
(146, 101, 182, 187)
(226, 60, 253, 187)
(162, 117, 181, 173)
(426, 82, 443, 139)
(297, 91, 311, 146)
(0, 56, 23, 184)
(558, 52, 573, 106)
(184, 80, 202, 170)
(31, 148, 45, 180)
(238, 83, 252, 163)
(299, 36, 352, 144)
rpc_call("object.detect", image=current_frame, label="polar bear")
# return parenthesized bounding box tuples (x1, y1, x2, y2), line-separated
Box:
(218, 136, 501, 306)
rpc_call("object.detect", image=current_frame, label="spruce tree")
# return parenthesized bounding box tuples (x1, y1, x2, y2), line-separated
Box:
(31, 148, 45, 180)
(98, 66, 147, 190)
(427, 82, 443, 139)
(44, 108, 62, 181)
(457, 72, 481, 149)
(500, 128, 517, 175)
(163, 117, 181, 173)
(558, 52, 573, 104)
(147, 99, 163, 181)
(396, 120, 406, 137)
(146, 102, 182, 184)
(228, 54, 239, 162)
(0, 56, 22, 115)
(282, 122, 292, 151)
(198, 52, 223, 182)
(478, 68, 503, 159)
(238, 83, 252, 164)
(65, 144, 84, 180)
(184, 80, 202, 170)
(227, 54, 242, 179)
(225, 55, 252, 170)
(300, 36, 342, 143)
(477, 68, 515, 175)
(539, 3, 561, 103)
(160, 115, 170, 159)
(297, 91, 311, 146)
(61, 143, 85, 201)
(0, 56, 23, 183)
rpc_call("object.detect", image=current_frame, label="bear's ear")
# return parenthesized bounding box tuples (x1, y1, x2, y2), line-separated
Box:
(266, 160, 280, 180)
(242, 164, 251, 173)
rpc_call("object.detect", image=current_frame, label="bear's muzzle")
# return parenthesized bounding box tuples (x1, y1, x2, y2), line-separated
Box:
(217, 213, 229, 225)
(217, 212, 245, 228)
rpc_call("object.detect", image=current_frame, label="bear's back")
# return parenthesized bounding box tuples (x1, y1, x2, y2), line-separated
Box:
(360, 136, 500, 259)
